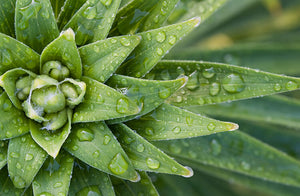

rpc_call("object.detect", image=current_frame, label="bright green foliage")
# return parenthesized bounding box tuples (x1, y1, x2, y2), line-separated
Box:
(0, 0, 300, 195)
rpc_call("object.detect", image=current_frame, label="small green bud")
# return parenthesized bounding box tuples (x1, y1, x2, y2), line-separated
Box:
(43, 109, 68, 131)
(16, 76, 32, 90)
(43, 61, 70, 81)
(31, 86, 66, 113)
(61, 82, 78, 99)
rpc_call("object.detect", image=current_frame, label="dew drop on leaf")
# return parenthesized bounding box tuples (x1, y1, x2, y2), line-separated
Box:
(241, 161, 251, 171)
(145, 127, 154, 136)
(202, 67, 215, 79)
(92, 150, 100, 158)
(156, 47, 164, 56)
(207, 122, 216, 131)
(209, 82, 220, 96)
(120, 37, 131, 46)
(100, 0, 112, 6)
(83, 6, 97, 19)
(156, 31, 166, 43)
(136, 144, 145, 152)
(76, 128, 94, 142)
(168, 35, 177, 45)
(210, 139, 222, 156)
(186, 71, 199, 91)
(172, 126, 181, 134)
(103, 135, 111, 145)
(1, 49, 13, 65)
(222, 73, 245, 93)
(10, 152, 20, 158)
(12, 175, 26, 188)
(146, 157, 160, 169)
(108, 153, 129, 175)
(158, 87, 171, 98)
(38, 192, 54, 196)
(285, 81, 298, 90)
(53, 182, 63, 188)
(25, 153, 34, 161)
(116, 98, 130, 114)
(273, 83, 281, 91)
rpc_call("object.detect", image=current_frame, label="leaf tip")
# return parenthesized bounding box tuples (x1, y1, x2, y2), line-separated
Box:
(191, 17, 202, 28)
(182, 166, 194, 178)
(229, 122, 239, 131)
(130, 171, 141, 182)
(61, 28, 75, 41)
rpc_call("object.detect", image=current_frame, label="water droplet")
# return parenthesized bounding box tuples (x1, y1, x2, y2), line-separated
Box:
(202, 67, 215, 79)
(175, 95, 183, 103)
(172, 126, 181, 134)
(10, 152, 20, 158)
(76, 128, 94, 142)
(93, 150, 100, 158)
(5, 131, 12, 138)
(25, 153, 33, 161)
(186, 116, 193, 125)
(108, 153, 129, 175)
(1, 49, 13, 65)
(145, 127, 154, 136)
(3, 98, 12, 112)
(116, 98, 129, 114)
(222, 73, 245, 93)
(171, 166, 178, 172)
(156, 31, 166, 43)
(241, 161, 251, 170)
(135, 143, 145, 152)
(159, 87, 173, 100)
(146, 157, 160, 169)
(197, 98, 205, 105)
(156, 47, 163, 56)
(169, 143, 182, 154)
(209, 82, 220, 96)
(146, 32, 152, 40)
(210, 139, 222, 156)
(83, 6, 97, 19)
(168, 35, 177, 45)
(12, 175, 26, 188)
(120, 37, 131, 46)
(72, 145, 79, 151)
(100, 0, 112, 6)
(286, 81, 298, 90)
(207, 122, 216, 131)
(103, 135, 111, 145)
(273, 83, 281, 91)
(124, 135, 134, 144)
(38, 192, 54, 196)
(186, 71, 199, 91)
(16, 162, 22, 169)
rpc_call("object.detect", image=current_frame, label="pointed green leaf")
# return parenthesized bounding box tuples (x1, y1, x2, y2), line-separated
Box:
(63, 0, 121, 46)
(0, 141, 8, 170)
(33, 151, 74, 196)
(111, 123, 193, 177)
(188, 95, 300, 129)
(30, 109, 72, 158)
(153, 131, 300, 187)
(106, 75, 187, 124)
(15, 0, 59, 53)
(0, 33, 40, 75)
(50, 0, 65, 18)
(72, 77, 139, 123)
(0, 93, 31, 140)
(0, 68, 37, 109)
(41, 28, 82, 79)
(64, 122, 140, 182)
(126, 103, 238, 141)
(57, 0, 86, 30)
(0, 166, 26, 195)
(79, 35, 141, 83)
(146, 60, 300, 106)
(116, 18, 200, 77)
(8, 134, 47, 189)
(69, 160, 115, 196)
(113, 171, 159, 196)
(0, 0, 16, 37)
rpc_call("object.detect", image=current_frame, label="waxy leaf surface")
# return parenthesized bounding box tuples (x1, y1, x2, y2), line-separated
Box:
(0, 0, 16, 37)
(0, 141, 8, 169)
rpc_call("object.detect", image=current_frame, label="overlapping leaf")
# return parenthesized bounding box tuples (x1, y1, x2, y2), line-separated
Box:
(8, 134, 48, 189)
(0, 141, 7, 170)
(0, 0, 16, 37)
(79, 35, 141, 83)
(50, 0, 65, 18)
(15, 0, 59, 53)
(111, 123, 193, 177)
(64, 122, 140, 182)
(126, 103, 238, 141)
(146, 60, 300, 106)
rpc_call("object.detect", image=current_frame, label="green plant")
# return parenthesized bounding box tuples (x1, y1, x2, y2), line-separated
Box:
(0, 0, 300, 195)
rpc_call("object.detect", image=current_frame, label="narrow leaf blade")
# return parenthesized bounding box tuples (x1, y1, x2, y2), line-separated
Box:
(111, 123, 193, 177)
(126, 103, 238, 141)
(0, 0, 16, 37)
(0, 141, 8, 169)
(63, 122, 140, 182)
(50, 0, 65, 19)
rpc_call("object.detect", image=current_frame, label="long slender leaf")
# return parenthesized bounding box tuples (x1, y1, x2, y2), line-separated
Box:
(107, 75, 187, 124)
(0, 0, 16, 37)
(126, 103, 238, 141)
(69, 160, 115, 196)
(116, 18, 201, 78)
(79, 35, 141, 83)
(8, 134, 47, 189)
(33, 151, 74, 196)
(0, 141, 8, 170)
(153, 131, 300, 187)
(111, 123, 193, 177)
(73, 76, 140, 123)
(146, 60, 300, 106)
(50, 0, 65, 19)
(15, 0, 59, 53)
(64, 122, 140, 182)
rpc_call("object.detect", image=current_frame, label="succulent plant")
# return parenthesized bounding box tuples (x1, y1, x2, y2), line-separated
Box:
(1, 0, 300, 195)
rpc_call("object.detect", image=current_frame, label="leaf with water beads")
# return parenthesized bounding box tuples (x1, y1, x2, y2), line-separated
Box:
(79, 35, 141, 83)
(0, 93, 31, 140)
(15, 0, 59, 53)
(153, 131, 300, 188)
(41, 28, 82, 79)
(33, 151, 74, 196)
(7, 134, 48, 189)
(72, 76, 139, 123)
(63, 0, 121, 46)
(64, 121, 140, 182)
(111, 123, 193, 177)
(30, 109, 72, 158)
(0, 141, 8, 170)
(0, 0, 16, 37)
(0, 166, 26, 195)
(113, 171, 159, 196)
(69, 160, 115, 196)
(0, 33, 40, 75)
(188, 95, 300, 130)
(126, 103, 238, 141)
(147, 60, 300, 106)
(106, 75, 187, 124)
(116, 17, 201, 78)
